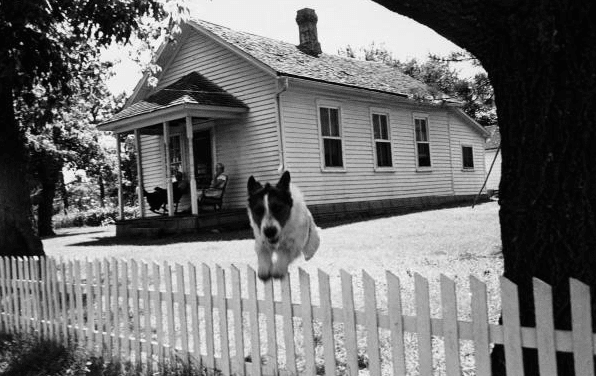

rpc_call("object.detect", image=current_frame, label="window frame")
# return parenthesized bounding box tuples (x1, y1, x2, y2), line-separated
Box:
(412, 113, 432, 171)
(316, 100, 346, 172)
(461, 144, 475, 171)
(370, 108, 394, 171)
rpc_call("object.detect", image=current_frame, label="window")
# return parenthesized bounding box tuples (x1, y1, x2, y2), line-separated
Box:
(319, 106, 343, 168)
(414, 116, 431, 168)
(372, 113, 393, 168)
(169, 135, 182, 176)
(462, 145, 474, 169)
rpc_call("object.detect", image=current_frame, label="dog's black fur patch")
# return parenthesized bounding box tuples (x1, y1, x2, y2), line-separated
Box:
(247, 172, 293, 228)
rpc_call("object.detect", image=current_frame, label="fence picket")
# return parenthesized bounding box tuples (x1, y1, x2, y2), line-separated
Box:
(164, 262, 176, 357)
(280, 271, 297, 375)
(532, 278, 557, 376)
(470, 276, 491, 376)
(440, 275, 461, 376)
(387, 271, 406, 376)
(230, 265, 245, 375)
(86, 260, 95, 352)
(40, 258, 48, 337)
(152, 262, 164, 364)
(176, 264, 189, 361)
(341, 269, 359, 376)
(299, 268, 316, 375)
(111, 258, 121, 358)
(50, 258, 60, 340)
(67, 261, 77, 339)
(363, 270, 381, 376)
(202, 263, 215, 371)
(58, 260, 68, 341)
(103, 259, 112, 358)
(74, 260, 85, 342)
(122, 260, 131, 359)
(263, 274, 278, 375)
(142, 262, 153, 370)
(247, 266, 262, 376)
(22, 258, 31, 333)
(570, 278, 595, 376)
(188, 263, 201, 365)
(31, 260, 42, 335)
(501, 276, 524, 376)
(216, 265, 231, 376)
(131, 259, 142, 365)
(415, 273, 433, 376)
(12, 258, 20, 333)
(93, 259, 103, 352)
(318, 269, 336, 376)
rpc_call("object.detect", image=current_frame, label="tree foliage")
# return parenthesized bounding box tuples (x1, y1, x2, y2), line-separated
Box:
(0, 0, 187, 255)
(340, 43, 497, 127)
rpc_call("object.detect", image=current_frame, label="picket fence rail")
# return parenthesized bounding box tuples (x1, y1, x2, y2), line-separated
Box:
(0, 256, 594, 376)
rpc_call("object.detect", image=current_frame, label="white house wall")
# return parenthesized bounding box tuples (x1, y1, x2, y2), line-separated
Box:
(139, 134, 165, 217)
(484, 149, 501, 192)
(146, 28, 281, 210)
(280, 85, 486, 206)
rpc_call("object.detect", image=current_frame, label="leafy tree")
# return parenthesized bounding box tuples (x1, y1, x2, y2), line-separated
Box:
(340, 43, 497, 126)
(371, 1, 595, 374)
(0, 0, 186, 255)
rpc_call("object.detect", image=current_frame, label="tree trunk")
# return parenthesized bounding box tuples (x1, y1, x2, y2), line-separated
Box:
(0, 73, 44, 256)
(98, 173, 105, 208)
(370, 1, 596, 374)
(59, 170, 69, 215)
(35, 152, 61, 237)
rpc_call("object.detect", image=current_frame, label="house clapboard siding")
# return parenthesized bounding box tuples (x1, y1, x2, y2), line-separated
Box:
(280, 83, 486, 206)
(140, 134, 165, 217)
(139, 27, 281, 210)
(484, 149, 501, 193)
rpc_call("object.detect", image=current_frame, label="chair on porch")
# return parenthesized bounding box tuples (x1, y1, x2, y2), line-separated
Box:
(198, 175, 228, 212)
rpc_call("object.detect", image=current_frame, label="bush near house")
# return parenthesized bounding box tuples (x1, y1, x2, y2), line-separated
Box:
(53, 206, 139, 229)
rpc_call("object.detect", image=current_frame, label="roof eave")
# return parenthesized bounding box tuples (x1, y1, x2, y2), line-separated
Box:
(97, 103, 247, 133)
(451, 107, 490, 138)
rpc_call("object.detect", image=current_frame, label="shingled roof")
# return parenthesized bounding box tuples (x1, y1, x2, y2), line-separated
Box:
(106, 72, 247, 124)
(190, 19, 442, 99)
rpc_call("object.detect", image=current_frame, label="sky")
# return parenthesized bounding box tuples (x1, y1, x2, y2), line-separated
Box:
(105, 0, 476, 96)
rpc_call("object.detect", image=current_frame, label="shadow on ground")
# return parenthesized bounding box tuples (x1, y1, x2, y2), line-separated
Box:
(68, 227, 254, 247)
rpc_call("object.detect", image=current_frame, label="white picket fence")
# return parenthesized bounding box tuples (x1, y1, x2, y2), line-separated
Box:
(0, 256, 594, 376)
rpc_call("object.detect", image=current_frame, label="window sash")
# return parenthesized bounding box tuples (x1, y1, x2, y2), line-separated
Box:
(417, 142, 431, 167)
(415, 118, 428, 142)
(373, 114, 389, 140)
(375, 141, 393, 167)
(320, 107, 340, 137)
(323, 138, 343, 167)
(462, 146, 474, 169)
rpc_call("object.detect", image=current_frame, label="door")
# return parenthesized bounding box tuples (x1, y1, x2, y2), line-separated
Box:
(193, 130, 212, 189)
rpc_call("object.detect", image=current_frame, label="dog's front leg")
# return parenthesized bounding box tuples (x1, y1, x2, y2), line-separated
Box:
(270, 249, 294, 279)
(256, 245, 273, 281)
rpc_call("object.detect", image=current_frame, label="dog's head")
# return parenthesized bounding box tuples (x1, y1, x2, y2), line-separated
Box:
(247, 171, 293, 245)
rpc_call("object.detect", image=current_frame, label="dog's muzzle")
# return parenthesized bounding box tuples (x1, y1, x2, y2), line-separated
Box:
(263, 226, 279, 244)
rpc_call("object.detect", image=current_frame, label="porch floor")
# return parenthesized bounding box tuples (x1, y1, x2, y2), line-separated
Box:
(116, 208, 249, 237)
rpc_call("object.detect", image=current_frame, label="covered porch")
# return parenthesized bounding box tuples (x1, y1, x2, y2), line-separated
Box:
(98, 72, 249, 232)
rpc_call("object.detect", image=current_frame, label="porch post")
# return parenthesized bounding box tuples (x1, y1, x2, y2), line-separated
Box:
(115, 133, 124, 220)
(186, 116, 198, 215)
(134, 129, 145, 218)
(163, 121, 175, 216)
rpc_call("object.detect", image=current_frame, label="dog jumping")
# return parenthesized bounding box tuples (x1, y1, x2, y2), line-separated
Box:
(247, 171, 320, 280)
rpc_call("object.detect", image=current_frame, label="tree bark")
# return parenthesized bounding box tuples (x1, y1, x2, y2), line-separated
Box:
(372, 1, 596, 374)
(98, 173, 105, 208)
(59, 170, 69, 215)
(35, 151, 61, 237)
(0, 72, 44, 256)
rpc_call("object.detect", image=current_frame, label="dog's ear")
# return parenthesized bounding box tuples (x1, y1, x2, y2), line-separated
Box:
(247, 175, 262, 195)
(276, 171, 291, 191)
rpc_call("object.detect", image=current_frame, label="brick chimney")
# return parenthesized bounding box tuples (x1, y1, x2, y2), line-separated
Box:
(296, 8, 322, 56)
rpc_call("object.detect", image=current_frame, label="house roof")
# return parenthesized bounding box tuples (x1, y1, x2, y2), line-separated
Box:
(485, 125, 501, 150)
(105, 72, 247, 125)
(189, 19, 445, 100)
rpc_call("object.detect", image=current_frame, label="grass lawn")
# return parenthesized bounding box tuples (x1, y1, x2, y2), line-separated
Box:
(42, 201, 503, 375)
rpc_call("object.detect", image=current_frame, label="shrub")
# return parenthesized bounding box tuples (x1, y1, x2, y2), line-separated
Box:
(53, 206, 139, 229)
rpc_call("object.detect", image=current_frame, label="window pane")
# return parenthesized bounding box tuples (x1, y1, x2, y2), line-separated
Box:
(417, 142, 431, 167)
(376, 142, 392, 167)
(462, 146, 474, 168)
(380, 115, 388, 139)
(320, 107, 330, 136)
(329, 108, 340, 136)
(324, 138, 343, 167)
(373, 115, 381, 139)
(415, 118, 428, 141)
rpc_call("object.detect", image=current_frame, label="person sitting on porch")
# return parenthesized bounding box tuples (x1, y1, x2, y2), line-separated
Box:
(198, 163, 228, 203)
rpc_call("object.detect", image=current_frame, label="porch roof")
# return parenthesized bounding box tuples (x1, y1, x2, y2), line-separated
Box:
(98, 72, 248, 132)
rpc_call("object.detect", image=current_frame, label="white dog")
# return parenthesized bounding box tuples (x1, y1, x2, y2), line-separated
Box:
(247, 171, 320, 280)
